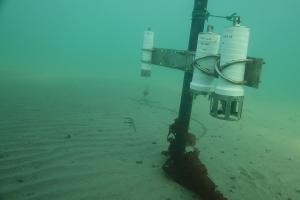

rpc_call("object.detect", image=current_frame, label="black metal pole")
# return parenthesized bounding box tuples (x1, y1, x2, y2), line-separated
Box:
(176, 0, 208, 154)
(164, 2, 227, 198)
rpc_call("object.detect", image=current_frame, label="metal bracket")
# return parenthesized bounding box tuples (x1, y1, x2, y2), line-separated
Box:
(244, 57, 265, 88)
(150, 48, 195, 71)
(145, 47, 264, 89)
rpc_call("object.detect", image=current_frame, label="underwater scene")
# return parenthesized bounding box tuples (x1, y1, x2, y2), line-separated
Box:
(0, 0, 299, 200)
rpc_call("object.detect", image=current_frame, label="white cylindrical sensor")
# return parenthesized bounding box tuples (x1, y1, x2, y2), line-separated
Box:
(214, 25, 250, 97)
(190, 31, 220, 94)
(141, 30, 154, 77)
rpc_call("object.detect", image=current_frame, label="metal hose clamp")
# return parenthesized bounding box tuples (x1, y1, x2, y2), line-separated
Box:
(215, 58, 253, 85)
(192, 54, 220, 76)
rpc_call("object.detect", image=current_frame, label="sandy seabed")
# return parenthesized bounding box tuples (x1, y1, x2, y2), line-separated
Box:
(0, 74, 299, 200)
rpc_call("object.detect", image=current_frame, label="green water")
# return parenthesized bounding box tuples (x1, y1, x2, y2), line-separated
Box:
(0, 1, 299, 200)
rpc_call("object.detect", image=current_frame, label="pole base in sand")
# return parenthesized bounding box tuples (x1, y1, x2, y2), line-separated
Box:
(162, 119, 227, 200)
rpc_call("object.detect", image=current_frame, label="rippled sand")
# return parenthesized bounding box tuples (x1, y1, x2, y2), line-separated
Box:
(0, 74, 299, 200)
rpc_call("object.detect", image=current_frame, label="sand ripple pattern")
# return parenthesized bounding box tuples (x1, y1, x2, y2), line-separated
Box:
(0, 109, 148, 200)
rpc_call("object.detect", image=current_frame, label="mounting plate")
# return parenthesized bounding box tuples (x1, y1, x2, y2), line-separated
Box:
(244, 57, 265, 88)
(151, 48, 195, 71)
